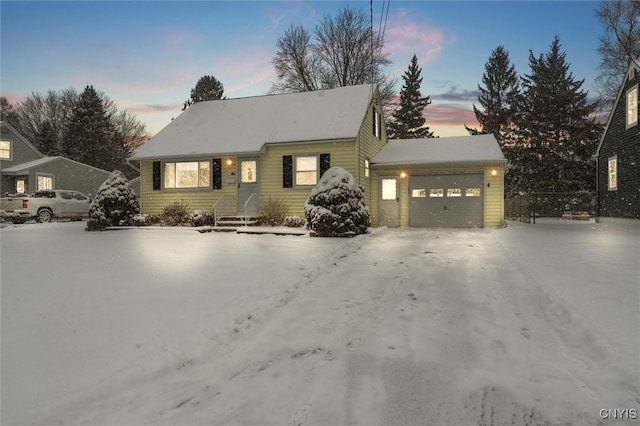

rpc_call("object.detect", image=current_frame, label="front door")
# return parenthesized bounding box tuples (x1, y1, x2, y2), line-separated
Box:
(379, 177, 399, 227)
(238, 158, 260, 214)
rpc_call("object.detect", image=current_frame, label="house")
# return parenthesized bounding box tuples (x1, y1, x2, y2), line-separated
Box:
(595, 59, 640, 225)
(370, 135, 506, 228)
(0, 121, 112, 196)
(130, 84, 506, 228)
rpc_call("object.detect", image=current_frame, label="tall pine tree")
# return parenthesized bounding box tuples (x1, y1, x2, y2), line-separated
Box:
(64, 85, 117, 171)
(183, 75, 225, 110)
(515, 37, 601, 194)
(466, 45, 520, 147)
(388, 54, 434, 139)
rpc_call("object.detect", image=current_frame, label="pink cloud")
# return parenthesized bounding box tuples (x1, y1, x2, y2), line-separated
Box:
(215, 48, 277, 96)
(426, 104, 478, 127)
(1, 92, 26, 104)
(384, 9, 452, 65)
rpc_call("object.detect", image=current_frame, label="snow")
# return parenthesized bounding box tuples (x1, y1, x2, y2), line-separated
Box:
(1, 220, 638, 425)
(371, 134, 506, 166)
(130, 85, 375, 160)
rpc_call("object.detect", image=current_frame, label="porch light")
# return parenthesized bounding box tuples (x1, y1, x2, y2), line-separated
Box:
(491, 169, 497, 176)
(226, 159, 234, 166)
(400, 172, 407, 179)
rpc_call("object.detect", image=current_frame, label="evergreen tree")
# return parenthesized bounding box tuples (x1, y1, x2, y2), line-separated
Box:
(516, 37, 601, 194)
(388, 54, 434, 139)
(0, 97, 20, 129)
(86, 170, 140, 231)
(64, 85, 117, 171)
(465, 45, 520, 147)
(183, 75, 225, 110)
(35, 120, 59, 155)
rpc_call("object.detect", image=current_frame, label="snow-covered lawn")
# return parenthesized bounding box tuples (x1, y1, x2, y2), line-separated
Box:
(1, 221, 638, 425)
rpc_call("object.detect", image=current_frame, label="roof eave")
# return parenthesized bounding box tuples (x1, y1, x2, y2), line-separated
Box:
(371, 159, 507, 168)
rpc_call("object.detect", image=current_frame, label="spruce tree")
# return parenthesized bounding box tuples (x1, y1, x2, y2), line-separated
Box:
(183, 75, 225, 110)
(465, 45, 520, 147)
(35, 120, 59, 156)
(517, 36, 601, 194)
(387, 54, 434, 139)
(86, 170, 140, 231)
(64, 85, 116, 171)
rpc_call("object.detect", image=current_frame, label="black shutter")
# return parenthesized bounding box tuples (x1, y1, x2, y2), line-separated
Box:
(212, 159, 222, 189)
(319, 153, 331, 177)
(283, 155, 293, 188)
(152, 161, 161, 190)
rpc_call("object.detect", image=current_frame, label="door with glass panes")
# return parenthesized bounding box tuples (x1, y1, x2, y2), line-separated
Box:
(378, 176, 399, 227)
(238, 158, 260, 214)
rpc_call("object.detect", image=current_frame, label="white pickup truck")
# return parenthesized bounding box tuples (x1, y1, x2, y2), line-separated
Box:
(0, 190, 92, 223)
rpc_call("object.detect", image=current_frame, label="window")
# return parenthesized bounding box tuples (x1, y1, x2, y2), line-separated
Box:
(429, 188, 444, 198)
(0, 140, 11, 159)
(164, 161, 210, 189)
(608, 157, 617, 190)
(627, 85, 638, 128)
(466, 188, 481, 197)
(295, 155, 318, 186)
(372, 108, 381, 139)
(60, 191, 73, 200)
(411, 189, 426, 198)
(364, 159, 370, 177)
(240, 160, 257, 183)
(447, 188, 462, 197)
(37, 175, 53, 190)
(381, 178, 397, 200)
(73, 192, 89, 201)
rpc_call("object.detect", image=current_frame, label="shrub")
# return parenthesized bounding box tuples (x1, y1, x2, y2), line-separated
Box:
(304, 167, 370, 237)
(259, 197, 289, 226)
(191, 209, 216, 227)
(86, 170, 140, 231)
(131, 213, 160, 226)
(283, 215, 305, 227)
(161, 201, 190, 226)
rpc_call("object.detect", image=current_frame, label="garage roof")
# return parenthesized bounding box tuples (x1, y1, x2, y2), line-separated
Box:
(371, 134, 506, 166)
(130, 84, 376, 160)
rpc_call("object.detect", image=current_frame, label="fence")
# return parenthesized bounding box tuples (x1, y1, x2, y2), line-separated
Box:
(505, 192, 595, 223)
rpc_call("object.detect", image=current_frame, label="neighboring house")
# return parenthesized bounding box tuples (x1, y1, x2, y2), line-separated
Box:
(595, 59, 640, 225)
(370, 135, 505, 228)
(130, 84, 506, 228)
(0, 121, 112, 197)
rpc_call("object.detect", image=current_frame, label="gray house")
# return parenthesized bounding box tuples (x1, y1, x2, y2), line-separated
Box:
(0, 121, 112, 196)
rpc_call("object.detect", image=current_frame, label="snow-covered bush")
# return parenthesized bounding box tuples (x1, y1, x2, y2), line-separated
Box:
(86, 170, 140, 231)
(191, 209, 216, 227)
(131, 213, 160, 226)
(283, 215, 305, 228)
(161, 201, 190, 226)
(304, 167, 370, 237)
(259, 197, 289, 226)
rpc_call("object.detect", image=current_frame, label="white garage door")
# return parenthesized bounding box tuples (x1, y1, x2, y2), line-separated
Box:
(409, 174, 484, 227)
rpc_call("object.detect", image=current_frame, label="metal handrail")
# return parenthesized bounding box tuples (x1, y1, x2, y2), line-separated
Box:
(243, 193, 259, 226)
(213, 194, 233, 226)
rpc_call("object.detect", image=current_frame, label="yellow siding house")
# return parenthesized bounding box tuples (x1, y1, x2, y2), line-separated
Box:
(129, 85, 505, 228)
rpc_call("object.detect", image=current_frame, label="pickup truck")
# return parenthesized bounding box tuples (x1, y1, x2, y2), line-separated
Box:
(0, 190, 91, 223)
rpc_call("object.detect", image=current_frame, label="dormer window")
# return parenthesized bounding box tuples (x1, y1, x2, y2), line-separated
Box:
(627, 84, 638, 128)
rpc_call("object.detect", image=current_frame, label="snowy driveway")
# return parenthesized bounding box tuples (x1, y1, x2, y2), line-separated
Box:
(1, 221, 638, 425)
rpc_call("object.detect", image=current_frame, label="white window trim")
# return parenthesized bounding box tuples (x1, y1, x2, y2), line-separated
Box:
(364, 159, 370, 178)
(162, 160, 211, 190)
(0, 139, 12, 160)
(36, 173, 55, 191)
(294, 154, 319, 187)
(627, 84, 638, 129)
(608, 156, 617, 191)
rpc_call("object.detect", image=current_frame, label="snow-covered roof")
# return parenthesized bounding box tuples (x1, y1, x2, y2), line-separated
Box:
(130, 84, 377, 160)
(371, 134, 506, 167)
(1, 156, 61, 174)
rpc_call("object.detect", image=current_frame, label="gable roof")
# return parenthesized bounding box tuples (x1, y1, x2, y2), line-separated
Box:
(595, 58, 640, 158)
(130, 84, 377, 160)
(371, 134, 506, 167)
(0, 121, 44, 159)
(1, 156, 111, 175)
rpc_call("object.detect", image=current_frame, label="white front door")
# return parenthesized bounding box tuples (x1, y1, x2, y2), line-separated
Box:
(379, 177, 399, 227)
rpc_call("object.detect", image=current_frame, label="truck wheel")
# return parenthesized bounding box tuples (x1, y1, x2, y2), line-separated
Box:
(37, 209, 53, 223)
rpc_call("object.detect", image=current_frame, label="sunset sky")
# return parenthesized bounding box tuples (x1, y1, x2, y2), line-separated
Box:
(1, 1, 603, 138)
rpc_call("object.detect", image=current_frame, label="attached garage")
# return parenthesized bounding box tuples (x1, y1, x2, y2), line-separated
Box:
(370, 135, 506, 228)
